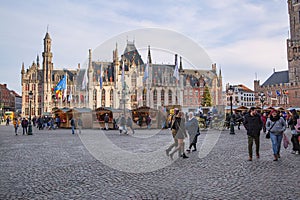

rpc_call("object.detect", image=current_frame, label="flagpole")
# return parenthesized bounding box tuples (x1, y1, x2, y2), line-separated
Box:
(64, 72, 67, 106)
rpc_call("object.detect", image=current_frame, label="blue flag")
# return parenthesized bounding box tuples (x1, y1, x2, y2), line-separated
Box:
(276, 90, 281, 96)
(99, 64, 103, 89)
(54, 75, 66, 92)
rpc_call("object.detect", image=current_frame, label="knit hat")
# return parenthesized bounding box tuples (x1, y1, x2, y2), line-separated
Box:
(270, 109, 277, 115)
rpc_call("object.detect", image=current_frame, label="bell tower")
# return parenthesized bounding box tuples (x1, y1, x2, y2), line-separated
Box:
(287, 0, 300, 83)
(42, 31, 53, 112)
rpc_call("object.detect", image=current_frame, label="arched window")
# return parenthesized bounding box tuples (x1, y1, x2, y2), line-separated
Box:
(168, 90, 172, 105)
(101, 89, 106, 107)
(143, 88, 147, 106)
(153, 89, 157, 106)
(161, 89, 165, 106)
(131, 72, 137, 87)
(131, 89, 137, 102)
(93, 89, 97, 110)
(110, 89, 113, 107)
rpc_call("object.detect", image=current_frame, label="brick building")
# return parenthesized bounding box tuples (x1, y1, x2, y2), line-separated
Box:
(254, 0, 300, 108)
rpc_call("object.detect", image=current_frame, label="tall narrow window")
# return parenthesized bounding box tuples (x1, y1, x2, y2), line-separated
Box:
(161, 89, 165, 106)
(110, 89, 113, 107)
(153, 89, 157, 107)
(101, 89, 105, 107)
(168, 90, 172, 105)
(93, 89, 97, 110)
(142, 88, 147, 106)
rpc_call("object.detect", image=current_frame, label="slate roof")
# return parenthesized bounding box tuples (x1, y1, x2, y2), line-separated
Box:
(123, 41, 144, 66)
(261, 70, 289, 86)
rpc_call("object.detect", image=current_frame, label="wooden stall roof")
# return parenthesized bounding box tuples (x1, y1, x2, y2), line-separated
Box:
(235, 106, 249, 111)
(67, 107, 92, 113)
(53, 107, 71, 113)
(132, 106, 157, 113)
(264, 106, 274, 111)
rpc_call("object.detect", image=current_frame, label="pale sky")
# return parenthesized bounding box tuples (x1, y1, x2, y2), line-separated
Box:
(0, 0, 289, 94)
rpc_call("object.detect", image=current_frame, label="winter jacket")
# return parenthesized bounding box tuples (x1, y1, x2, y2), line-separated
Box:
(243, 113, 263, 137)
(266, 117, 286, 135)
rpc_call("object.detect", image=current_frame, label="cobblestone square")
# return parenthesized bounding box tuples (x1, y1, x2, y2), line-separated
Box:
(0, 125, 299, 199)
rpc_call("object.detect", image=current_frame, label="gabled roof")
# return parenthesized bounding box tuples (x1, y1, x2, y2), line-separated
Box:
(237, 84, 253, 93)
(122, 41, 144, 65)
(262, 70, 289, 86)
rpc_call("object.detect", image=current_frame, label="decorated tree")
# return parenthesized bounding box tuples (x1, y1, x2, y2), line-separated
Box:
(202, 85, 212, 107)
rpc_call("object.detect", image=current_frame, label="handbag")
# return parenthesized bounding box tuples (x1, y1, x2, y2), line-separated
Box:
(283, 133, 290, 149)
(266, 121, 277, 139)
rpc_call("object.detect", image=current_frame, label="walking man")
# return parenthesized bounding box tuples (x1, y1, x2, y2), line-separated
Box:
(70, 117, 75, 135)
(104, 114, 109, 130)
(243, 107, 263, 161)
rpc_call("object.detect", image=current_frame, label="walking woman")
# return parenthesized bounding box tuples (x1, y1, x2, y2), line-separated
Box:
(185, 112, 200, 152)
(169, 111, 189, 159)
(266, 110, 287, 161)
(13, 118, 20, 135)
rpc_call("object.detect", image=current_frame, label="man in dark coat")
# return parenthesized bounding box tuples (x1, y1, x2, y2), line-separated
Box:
(243, 107, 263, 161)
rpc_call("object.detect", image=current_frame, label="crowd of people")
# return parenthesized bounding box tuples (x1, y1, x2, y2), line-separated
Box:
(6, 106, 300, 161)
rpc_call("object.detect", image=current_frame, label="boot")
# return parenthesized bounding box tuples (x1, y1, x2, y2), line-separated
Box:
(273, 154, 278, 161)
(182, 153, 189, 159)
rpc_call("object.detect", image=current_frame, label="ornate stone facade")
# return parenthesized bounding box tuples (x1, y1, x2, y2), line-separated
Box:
(21, 33, 223, 117)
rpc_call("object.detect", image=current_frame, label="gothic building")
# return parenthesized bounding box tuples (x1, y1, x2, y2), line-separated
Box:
(254, 0, 300, 108)
(21, 32, 223, 117)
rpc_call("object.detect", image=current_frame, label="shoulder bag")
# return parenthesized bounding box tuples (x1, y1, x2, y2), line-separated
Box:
(266, 121, 276, 139)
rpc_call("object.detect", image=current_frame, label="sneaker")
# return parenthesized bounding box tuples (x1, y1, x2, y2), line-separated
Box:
(192, 149, 197, 152)
(296, 151, 299, 155)
(186, 149, 191, 153)
(248, 157, 252, 161)
(291, 151, 296, 154)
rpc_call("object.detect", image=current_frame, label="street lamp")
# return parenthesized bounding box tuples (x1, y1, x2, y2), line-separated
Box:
(28, 91, 33, 135)
(259, 92, 265, 113)
(227, 85, 235, 135)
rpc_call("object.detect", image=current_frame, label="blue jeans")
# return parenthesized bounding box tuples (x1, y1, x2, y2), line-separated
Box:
(71, 126, 75, 134)
(270, 133, 283, 155)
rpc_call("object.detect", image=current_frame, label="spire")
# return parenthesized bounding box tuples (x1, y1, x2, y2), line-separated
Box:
(147, 45, 152, 64)
(88, 49, 92, 71)
(21, 62, 25, 74)
(36, 54, 40, 68)
(179, 56, 183, 71)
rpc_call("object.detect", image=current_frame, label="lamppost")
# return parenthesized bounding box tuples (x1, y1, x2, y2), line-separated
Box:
(28, 91, 33, 135)
(227, 85, 235, 135)
(259, 92, 265, 113)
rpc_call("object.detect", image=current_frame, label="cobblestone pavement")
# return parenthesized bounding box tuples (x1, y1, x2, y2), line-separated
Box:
(0, 124, 299, 199)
